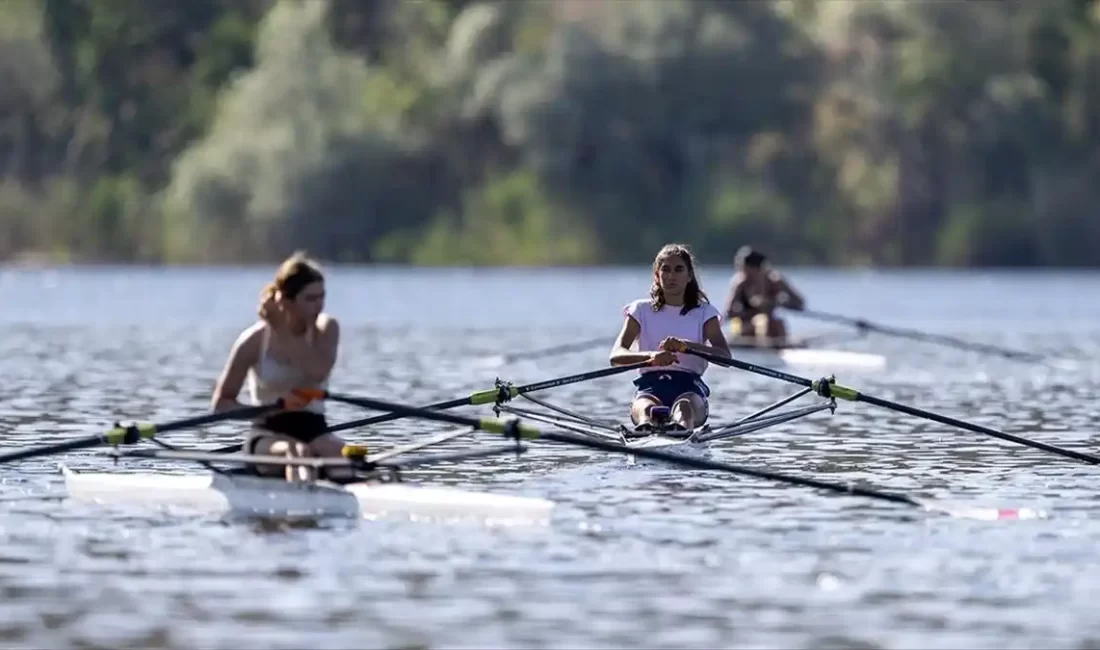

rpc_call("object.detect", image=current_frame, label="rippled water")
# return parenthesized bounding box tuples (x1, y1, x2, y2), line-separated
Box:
(1, 265, 1100, 649)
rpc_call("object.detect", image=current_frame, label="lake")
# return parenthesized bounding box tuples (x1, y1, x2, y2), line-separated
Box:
(0, 265, 1098, 649)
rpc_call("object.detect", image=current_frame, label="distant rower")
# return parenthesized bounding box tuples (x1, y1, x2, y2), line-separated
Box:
(723, 246, 805, 344)
(610, 243, 732, 433)
(211, 251, 347, 481)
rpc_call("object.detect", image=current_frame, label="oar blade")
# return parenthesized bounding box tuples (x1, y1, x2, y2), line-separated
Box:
(916, 498, 1049, 521)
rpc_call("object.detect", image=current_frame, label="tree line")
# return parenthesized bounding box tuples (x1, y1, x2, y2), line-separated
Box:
(1, 0, 1097, 266)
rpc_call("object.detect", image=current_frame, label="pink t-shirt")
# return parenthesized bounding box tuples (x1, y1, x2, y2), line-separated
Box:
(623, 298, 722, 376)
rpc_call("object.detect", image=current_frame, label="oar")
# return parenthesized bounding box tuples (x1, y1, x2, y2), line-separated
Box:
(794, 308, 1072, 366)
(478, 335, 609, 366)
(296, 390, 1045, 521)
(115, 444, 529, 471)
(684, 348, 1100, 465)
(358, 428, 473, 465)
(212, 362, 652, 454)
(0, 403, 279, 465)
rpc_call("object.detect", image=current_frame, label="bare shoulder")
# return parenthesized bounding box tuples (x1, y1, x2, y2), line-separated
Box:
(223, 321, 264, 369)
(234, 320, 266, 349)
(622, 298, 651, 321)
(315, 313, 340, 335)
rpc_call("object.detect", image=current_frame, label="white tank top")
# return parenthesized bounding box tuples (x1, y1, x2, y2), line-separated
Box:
(622, 298, 722, 376)
(247, 325, 327, 414)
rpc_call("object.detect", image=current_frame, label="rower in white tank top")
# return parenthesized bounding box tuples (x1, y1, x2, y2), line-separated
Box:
(248, 325, 327, 415)
(609, 243, 732, 432)
(210, 251, 345, 481)
(623, 298, 721, 378)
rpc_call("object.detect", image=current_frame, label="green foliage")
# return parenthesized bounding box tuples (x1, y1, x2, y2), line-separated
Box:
(160, 0, 389, 262)
(407, 170, 597, 265)
(2, 0, 1100, 266)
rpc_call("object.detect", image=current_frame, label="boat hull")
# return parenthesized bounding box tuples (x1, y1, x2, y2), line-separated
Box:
(60, 465, 555, 525)
(623, 434, 709, 466)
(727, 343, 886, 370)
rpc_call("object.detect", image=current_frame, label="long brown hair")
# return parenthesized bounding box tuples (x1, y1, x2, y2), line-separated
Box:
(650, 243, 709, 315)
(259, 251, 324, 319)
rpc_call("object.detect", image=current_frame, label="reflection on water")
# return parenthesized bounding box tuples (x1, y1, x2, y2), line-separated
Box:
(0, 267, 1098, 648)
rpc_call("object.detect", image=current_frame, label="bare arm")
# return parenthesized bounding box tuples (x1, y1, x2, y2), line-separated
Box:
(677, 316, 732, 358)
(723, 277, 746, 319)
(775, 274, 805, 311)
(211, 328, 261, 412)
(279, 316, 340, 384)
(609, 316, 654, 366)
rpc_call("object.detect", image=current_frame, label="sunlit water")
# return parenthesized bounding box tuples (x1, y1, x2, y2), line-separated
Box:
(0, 265, 1099, 649)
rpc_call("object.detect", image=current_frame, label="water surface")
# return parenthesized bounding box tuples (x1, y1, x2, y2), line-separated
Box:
(0, 266, 1098, 649)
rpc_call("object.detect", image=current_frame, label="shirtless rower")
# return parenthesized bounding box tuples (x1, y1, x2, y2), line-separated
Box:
(610, 243, 732, 432)
(723, 246, 805, 345)
(211, 251, 347, 481)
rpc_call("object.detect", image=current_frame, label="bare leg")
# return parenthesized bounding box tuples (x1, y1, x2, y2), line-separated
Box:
(766, 316, 788, 344)
(750, 314, 772, 343)
(308, 433, 353, 481)
(630, 395, 662, 427)
(670, 393, 708, 430)
(251, 435, 312, 481)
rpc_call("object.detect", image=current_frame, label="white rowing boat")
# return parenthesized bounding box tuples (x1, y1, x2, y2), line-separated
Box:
(726, 338, 887, 370)
(60, 464, 555, 525)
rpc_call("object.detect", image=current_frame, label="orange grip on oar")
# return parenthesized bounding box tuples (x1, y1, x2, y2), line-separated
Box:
(292, 388, 327, 401)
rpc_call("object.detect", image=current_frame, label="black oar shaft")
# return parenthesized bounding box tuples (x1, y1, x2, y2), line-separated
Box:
(500, 335, 608, 363)
(323, 393, 504, 432)
(501, 361, 651, 398)
(327, 362, 649, 434)
(319, 391, 921, 507)
(855, 392, 1100, 464)
(798, 309, 1044, 362)
(328, 396, 471, 433)
(537, 430, 918, 506)
(0, 403, 277, 465)
(150, 404, 277, 434)
(707, 350, 813, 388)
(686, 348, 1100, 465)
(0, 436, 103, 463)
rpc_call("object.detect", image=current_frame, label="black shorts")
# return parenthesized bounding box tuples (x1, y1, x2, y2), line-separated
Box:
(247, 411, 329, 453)
(633, 371, 710, 406)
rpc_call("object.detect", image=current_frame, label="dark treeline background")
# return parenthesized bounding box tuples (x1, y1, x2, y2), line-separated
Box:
(1, 0, 1098, 266)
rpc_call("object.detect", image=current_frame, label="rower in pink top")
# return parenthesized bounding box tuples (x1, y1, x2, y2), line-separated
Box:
(610, 244, 733, 433)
